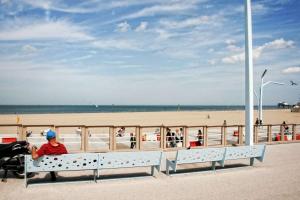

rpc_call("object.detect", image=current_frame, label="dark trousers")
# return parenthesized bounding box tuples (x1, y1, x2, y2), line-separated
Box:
(50, 171, 56, 181)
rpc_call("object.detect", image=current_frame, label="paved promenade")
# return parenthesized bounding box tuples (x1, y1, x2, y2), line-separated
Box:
(1, 143, 300, 200)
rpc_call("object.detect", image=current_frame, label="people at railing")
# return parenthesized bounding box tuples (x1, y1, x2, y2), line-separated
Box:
(166, 128, 176, 148)
(76, 127, 82, 136)
(130, 132, 136, 149)
(197, 129, 204, 146)
(255, 118, 259, 126)
(29, 129, 68, 181)
(116, 127, 125, 137)
(282, 121, 291, 135)
(175, 128, 183, 147)
(255, 118, 263, 126)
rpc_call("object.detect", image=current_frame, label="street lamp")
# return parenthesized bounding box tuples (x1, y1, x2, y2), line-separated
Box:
(259, 69, 284, 123)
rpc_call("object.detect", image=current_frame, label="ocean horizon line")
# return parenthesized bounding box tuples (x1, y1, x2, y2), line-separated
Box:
(0, 105, 281, 115)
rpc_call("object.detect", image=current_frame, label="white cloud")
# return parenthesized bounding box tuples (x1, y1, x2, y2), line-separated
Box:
(282, 67, 300, 74)
(263, 38, 294, 49)
(225, 39, 236, 45)
(135, 21, 148, 32)
(227, 44, 242, 52)
(232, 3, 268, 15)
(208, 59, 216, 65)
(252, 3, 268, 14)
(122, 3, 196, 20)
(116, 21, 131, 32)
(0, 20, 93, 41)
(1, 0, 11, 4)
(160, 15, 217, 29)
(222, 54, 244, 64)
(154, 29, 172, 40)
(22, 44, 37, 53)
(92, 39, 140, 50)
(208, 48, 214, 53)
(222, 38, 294, 64)
(22, 0, 101, 14)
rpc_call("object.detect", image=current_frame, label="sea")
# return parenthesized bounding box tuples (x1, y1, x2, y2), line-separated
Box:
(0, 105, 279, 114)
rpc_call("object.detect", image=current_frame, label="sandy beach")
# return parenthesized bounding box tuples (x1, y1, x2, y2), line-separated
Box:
(0, 109, 298, 126)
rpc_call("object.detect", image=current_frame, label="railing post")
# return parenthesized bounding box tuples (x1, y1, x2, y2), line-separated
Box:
(222, 126, 226, 146)
(183, 126, 188, 148)
(110, 126, 116, 151)
(55, 126, 60, 142)
(267, 125, 272, 143)
(82, 126, 87, 152)
(254, 125, 258, 143)
(160, 126, 164, 150)
(204, 126, 208, 147)
(292, 124, 296, 141)
(136, 126, 141, 150)
(17, 125, 23, 141)
(162, 126, 166, 150)
(280, 125, 284, 142)
(238, 126, 243, 145)
(21, 126, 27, 141)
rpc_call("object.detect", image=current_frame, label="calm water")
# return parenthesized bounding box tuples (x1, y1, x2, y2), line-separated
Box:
(0, 105, 279, 114)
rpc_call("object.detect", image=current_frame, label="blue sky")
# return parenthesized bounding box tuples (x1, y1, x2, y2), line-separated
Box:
(0, 0, 299, 105)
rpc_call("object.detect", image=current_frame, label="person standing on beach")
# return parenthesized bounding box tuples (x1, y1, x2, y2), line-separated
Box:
(130, 133, 136, 149)
(30, 130, 68, 181)
(255, 118, 259, 126)
(116, 127, 125, 137)
(166, 128, 176, 148)
(197, 129, 204, 146)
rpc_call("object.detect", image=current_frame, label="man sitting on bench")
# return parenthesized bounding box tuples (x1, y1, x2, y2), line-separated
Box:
(30, 129, 68, 181)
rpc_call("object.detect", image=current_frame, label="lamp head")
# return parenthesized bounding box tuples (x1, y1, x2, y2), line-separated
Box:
(261, 69, 267, 78)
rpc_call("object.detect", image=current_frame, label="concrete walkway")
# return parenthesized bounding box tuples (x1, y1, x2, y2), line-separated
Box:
(1, 143, 300, 200)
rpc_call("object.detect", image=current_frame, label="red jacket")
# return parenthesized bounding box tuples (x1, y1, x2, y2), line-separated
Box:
(37, 142, 68, 157)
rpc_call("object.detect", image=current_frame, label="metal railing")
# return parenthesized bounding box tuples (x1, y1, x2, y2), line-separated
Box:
(0, 124, 299, 152)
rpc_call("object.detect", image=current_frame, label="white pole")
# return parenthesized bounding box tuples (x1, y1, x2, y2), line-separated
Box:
(259, 77, 263, 123)
(245, 0, 254, 146)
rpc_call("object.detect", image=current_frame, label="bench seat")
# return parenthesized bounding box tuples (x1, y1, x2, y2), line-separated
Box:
(166, 144, 266, 175)
(25, 153, 98, 187)
(166, 147, 225, 175)
(98, 151, 163, 177)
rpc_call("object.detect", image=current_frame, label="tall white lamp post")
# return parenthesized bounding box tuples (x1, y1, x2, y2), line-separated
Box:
(245, 0, 254, 146)
(259, 69, 284, 123)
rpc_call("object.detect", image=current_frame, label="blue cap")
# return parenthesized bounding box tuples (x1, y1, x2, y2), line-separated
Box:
(46, 130, 56, 140)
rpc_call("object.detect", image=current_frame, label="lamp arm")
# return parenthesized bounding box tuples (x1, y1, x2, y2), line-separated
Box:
(262, 81, 285, 87)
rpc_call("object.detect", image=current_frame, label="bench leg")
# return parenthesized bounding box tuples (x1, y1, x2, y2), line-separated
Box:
(93, 170, 97, 183)
(166, 160, 175, 175)
(211, 161, 216, 171)
(250, 158, 254, 166)
(151, 166, 155, 176)
(1, 170, 8, 182)
(166, 161, 170, 175)
(24, 172, 27, 188)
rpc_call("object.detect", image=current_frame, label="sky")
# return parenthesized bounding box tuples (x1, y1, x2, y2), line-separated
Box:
(0, 0, 299, 105)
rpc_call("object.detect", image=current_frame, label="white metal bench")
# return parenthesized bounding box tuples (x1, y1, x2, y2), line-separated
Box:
(166, 144, 266, 175)
(222, 144, 266, 166)
(166, 147, 226, 175)
(97, 151, 163, 178)
(25, 151, 163, 187)
(24, 153, 98, 187)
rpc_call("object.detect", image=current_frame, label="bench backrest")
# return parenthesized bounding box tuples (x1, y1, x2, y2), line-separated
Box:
(25, 153, 98, 172)
(224, 144, 266, 161)
(98, 151, 162, 169)
(175, 148, 225, 165)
